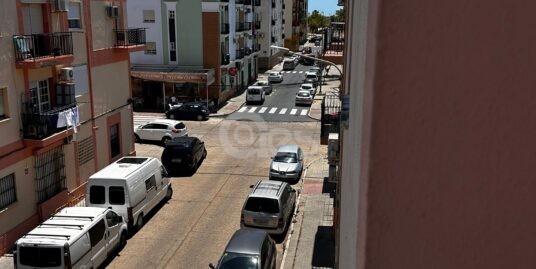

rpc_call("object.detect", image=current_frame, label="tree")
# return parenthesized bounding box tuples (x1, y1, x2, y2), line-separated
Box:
(330, 8, 345, 22)
(308, 10, 329, 33)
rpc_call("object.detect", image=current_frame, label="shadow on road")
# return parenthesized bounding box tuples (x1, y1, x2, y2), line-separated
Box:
(311, 225, 335, 268)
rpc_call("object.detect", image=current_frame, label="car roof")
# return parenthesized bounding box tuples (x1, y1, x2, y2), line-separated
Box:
(248, 85, 264, 89)
(90, 157, 158, 180)
(150, 119, 183, 126)
(225, 229, 268, 255)
(165, 136, 199, 147)
(301, 83, 314, 87)
(249, 180, 286, 199)
(297, 90, 311, 95)
(276, 144, 300, 154)
(305, 72, 317, 76)
(268, 71, 280, 75)
(255, 80, 269, 84)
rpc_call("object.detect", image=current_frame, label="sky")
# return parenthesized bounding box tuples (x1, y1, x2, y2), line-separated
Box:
(308, 0, 341, 16)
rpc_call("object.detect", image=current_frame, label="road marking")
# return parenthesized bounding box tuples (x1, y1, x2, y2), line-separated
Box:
(269, 107, 278, 114)
(258, 107, 267, 114)
(290, 108, 298, 115)
(238, 107, 248, 113)
(248, 107, 257, 113)
(292, 71, 298, 73)
(279, 108, 287, 114)
(298, 71, 304, 74)
(300, 109, 308, 116)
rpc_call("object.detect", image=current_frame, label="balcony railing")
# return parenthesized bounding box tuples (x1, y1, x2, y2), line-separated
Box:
(21, 101, 77, 140)
(13, 32, 73, 62)
(221, 23, 230, 34)
(244, 47, 252, 55)
(222, 53, 230, 65)
(236, 49, 244, 59)
(253, 44, 261, 52)
(114, 28, 146, 47)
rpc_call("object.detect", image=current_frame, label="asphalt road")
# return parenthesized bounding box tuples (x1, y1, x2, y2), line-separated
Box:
(226, 63, 318, 122)
(104, 118, 323, 269)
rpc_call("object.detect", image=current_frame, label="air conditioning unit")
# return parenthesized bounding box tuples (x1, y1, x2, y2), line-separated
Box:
(60, 67, 74, 81)
(52, 0, 68, 12)
(107, 5, 119, 18)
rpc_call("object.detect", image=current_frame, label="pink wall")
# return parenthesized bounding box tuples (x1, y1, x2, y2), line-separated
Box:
(364, 0, 536, 268)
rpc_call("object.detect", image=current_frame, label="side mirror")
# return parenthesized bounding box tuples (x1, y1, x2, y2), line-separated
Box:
(249, 184, 255, 188)
(209, 263, 216, 269)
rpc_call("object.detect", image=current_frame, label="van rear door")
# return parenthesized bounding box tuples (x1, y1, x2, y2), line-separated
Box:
(17, 245, 63, 269)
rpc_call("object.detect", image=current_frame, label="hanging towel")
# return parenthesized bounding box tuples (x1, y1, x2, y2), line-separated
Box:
(71, 106, 79, 133)
(57, 110, 68, 128)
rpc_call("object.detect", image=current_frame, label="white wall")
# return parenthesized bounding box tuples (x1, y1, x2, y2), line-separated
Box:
(127, 0, 163, 64)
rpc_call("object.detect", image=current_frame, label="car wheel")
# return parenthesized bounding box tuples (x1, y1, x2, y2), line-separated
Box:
(196, 114, 203, 121)
(165, 186, 173, 200)
(136, 214, 144, 231)
(118, 231, 127, 251)
(134, 134, 141, 143)
(162, 137, 171, 146)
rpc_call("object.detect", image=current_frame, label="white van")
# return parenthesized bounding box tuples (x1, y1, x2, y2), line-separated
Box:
(86, 157, 172, 231)
(14, 207, 127, 269)
(246, 86, 266, 105)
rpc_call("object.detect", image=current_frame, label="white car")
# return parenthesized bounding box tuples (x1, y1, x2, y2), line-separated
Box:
(246, 86, 266, 104)
(267, 71, 283, 83)
(253, 80, 273, 94)
(295, 90, 313, 106)
(299, 83, 316, 96)
(134, 119, 188, 144)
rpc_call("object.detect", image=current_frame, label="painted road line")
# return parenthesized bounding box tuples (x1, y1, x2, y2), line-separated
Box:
(290, 108, 298, 115)
(300, 109, 308, 116)
(269, 107, 278, 114)
(238, 107, 248, 113)
(248, 107, 257, 113)
(258, 107, 267, 114)
(279, 108, 288, 114)
(292, 71, 298, 73)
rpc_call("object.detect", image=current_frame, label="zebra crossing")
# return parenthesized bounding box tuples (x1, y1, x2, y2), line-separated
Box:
(236, 106, 309, 116)
(280, 70, 307, 74)
(133, 114, 165, 127)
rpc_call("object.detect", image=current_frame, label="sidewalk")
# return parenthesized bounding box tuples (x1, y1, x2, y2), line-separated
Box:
(308, 65, 342, 121)
(284, 156, 335, 269)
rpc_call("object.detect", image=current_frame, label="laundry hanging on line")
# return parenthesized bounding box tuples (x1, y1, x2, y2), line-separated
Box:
(57, 106, 80, 133)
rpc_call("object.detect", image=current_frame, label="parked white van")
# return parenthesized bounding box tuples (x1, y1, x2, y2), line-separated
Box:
(14, 207, 127, 269)
(86, 157, 172, 231)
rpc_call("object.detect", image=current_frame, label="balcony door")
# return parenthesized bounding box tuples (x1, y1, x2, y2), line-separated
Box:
(22, 4, 44, 34)
(29, 79, 50, 113)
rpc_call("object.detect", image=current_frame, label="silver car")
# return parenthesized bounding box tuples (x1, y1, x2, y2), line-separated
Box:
(134, 119, 188, 144)
(253, 80, 273, 94)
(241, 180, 297, 235)
(267, 71, 283, 83)
(269, 145, 304, 182)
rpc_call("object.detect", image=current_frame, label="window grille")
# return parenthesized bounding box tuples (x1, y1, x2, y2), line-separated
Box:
(78, 136, 94, 165)
(35, 145, 66, 203)
(0, 173, 16, 210)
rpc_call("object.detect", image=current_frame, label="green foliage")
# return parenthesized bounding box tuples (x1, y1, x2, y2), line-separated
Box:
(307, 10, 330, 33)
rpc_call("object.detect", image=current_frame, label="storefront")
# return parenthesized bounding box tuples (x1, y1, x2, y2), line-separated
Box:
(130, 65, 215, 112)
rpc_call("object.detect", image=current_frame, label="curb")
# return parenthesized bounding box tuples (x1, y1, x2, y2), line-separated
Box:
(209, 100, 246, 118)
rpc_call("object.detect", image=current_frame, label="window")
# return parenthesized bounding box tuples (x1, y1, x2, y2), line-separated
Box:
(109, 186, 125, 205)
(68, 2, 82, 29)
(88, 219, 106, 247)
(0, 88, 8, 120)
(106, 210, 120, 226)
(19, 247, 62, 267)
(89, 186, 105, 204)
(109, 124, 120, 159)
(35, 145, 65, 203)
(145, 175, 156, 191)
(78, 136, 94, 166)
(0, 173, 16, 210)
(143, 9, 155, 23)
(145, 42, 157, 55)
(244, 197, 280, 213)
(29, 80, 50, 113)
(153, 124, 168, 130)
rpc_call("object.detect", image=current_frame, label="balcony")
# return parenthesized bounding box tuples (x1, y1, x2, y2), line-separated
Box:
(235, 49, 244, 59)
(254, 0, 260, 6)
(253, 44, 261, 52)
(272, 19, 276, 26)
(13, 32, 73, 69)
(222, 53, 230, 65)
(221, 23, 230, 34)
(271, 36, 276, 43)
(21, 100, 77, 141)
(114, 28, 146, 51)
(244, 47, 252, 55)
(244, 0, 252, 5)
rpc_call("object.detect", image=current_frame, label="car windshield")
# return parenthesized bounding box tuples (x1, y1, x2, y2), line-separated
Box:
(306, 75, 317, 79)
(219, 252, 259, 269)
(248, 88, 261, 94)
(274, 152, 298, 163)
(269, 73, 278, 77)
(244, 197, 280, 213)
(301, 85, 312, 89)
(174, 123, 186, 129)
(297, 92, 310, 97)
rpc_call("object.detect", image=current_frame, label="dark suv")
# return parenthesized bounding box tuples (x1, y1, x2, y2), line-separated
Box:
(161, 137, 207, 174)
(165, 103, 209, 121)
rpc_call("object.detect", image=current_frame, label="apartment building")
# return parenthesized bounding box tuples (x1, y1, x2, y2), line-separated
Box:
(283, 0, 307, 52)
(126, 0, 260, 111)
(337, 0, 536, 268)
(258, 0, 285, 70)
(0, 0, 144, 255)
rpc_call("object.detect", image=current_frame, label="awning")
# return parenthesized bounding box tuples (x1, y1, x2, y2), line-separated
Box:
(131, 64, 215, 85)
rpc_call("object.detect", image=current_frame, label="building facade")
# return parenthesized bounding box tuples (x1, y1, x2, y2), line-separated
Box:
(283, 0, 307, 52)
(337, 0, 536, 268)
(258, 0, 285, 70)
(0, 0, 144, 255)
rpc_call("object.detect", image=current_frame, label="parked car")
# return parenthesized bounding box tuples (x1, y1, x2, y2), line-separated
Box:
(309, 66, 323, 77)
(161, 136, 207, 174)
(14, 207, 128, 269)
(295, 90, 314, 106)
(302, 47, 312, 54)
(267, 71, 283, 83)
(300, 54, 316, 65)
(289, 56, 300, 64)
(303, 72, 319, 87)
(315, 40, 321, 46)
(134, 119, 188, 145)
(246, 86, 266, 105)
(299, 83, 316, 96)
(209, 229, 277, 269)
(283, 59, 297, 70)
(269, 145, 304, 182)
(253, 80, 273, 94)
(165, 102, 210, 121)
(86, 157, 172, 231)
(241, 180, 297, 235)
